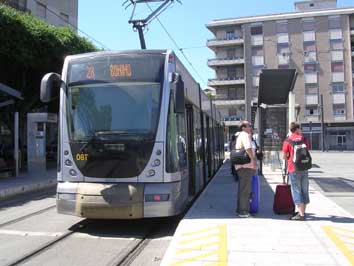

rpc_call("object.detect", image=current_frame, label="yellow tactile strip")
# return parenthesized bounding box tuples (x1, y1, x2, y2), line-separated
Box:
(323, 226, 354, 265)
(170, 224, 227, 266)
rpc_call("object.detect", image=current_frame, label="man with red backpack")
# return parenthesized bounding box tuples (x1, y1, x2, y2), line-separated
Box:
(282, 122, 312, 221)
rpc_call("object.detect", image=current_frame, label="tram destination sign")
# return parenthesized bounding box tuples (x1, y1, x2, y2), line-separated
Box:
(68, 54, 165, 84)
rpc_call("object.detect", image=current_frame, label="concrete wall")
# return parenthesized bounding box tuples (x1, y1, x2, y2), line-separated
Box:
(26, 0, 78, 29)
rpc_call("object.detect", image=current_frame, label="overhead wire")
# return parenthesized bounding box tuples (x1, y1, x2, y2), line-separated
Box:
(145, 2, 208, 87)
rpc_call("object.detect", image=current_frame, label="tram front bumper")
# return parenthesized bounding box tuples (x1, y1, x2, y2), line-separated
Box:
(56, 181, 183, 219)
(57, 182, 144, 219)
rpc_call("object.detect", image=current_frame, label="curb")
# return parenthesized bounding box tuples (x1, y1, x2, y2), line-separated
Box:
(0, 179, 57, 201)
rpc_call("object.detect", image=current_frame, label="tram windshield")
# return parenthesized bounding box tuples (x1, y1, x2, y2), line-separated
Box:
(67, 82, 161, 142)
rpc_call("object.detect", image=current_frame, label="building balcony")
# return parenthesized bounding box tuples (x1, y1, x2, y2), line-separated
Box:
(333, 114, 346, 121)
(223, 116, 243, 126)
(208, 77, 245, 87)
(208, 57, 245, 67)
(332, 72, 345, 82)
(214, 99, 245, 107)
(305, 95, 318, 105)
(333, 93, 346, 104)
(304, 73, 318, 84)
(206, 37, 244, 49)
(251, 35, 263, 46)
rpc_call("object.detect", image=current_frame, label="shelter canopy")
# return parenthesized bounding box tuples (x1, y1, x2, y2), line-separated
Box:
(258, 69, 297, 106)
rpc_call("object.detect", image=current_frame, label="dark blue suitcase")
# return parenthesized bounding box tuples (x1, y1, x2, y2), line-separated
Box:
(250, 175, 260, 213)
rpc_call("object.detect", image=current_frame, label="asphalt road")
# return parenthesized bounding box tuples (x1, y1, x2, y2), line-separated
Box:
(309, 151, 354, 216)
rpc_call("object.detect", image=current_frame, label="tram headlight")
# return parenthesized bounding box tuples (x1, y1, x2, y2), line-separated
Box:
(147, 169, 155, 177)
(153, 159, 161, 166)
(156, 149, 162, 155)
(65, 159, 72, 166)
(69, 169, 77, 176)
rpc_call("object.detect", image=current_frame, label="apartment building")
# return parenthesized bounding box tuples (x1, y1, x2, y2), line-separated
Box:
(206, 0, 354, 150)
(3, 0, 78, 29)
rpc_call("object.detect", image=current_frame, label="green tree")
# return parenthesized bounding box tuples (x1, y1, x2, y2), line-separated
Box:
(0, 4, 97, 150)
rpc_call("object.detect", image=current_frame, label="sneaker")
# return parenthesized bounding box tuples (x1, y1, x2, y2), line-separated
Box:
(290, 211, 299, 219)
(290, 213, 305, 221)
(238, 212, 251, 218)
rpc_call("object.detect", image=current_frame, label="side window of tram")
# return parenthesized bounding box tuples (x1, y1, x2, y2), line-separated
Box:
(166, 96, 179, 173)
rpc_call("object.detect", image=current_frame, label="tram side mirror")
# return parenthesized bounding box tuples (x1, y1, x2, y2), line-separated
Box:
(40, 72, 62, 103)
(172, 73, 185, 114)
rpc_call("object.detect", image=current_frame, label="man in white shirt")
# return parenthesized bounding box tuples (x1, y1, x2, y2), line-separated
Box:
(235, 120, 257, 217)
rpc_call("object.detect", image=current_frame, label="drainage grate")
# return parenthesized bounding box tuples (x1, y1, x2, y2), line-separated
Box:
(312, 177, 354, 193)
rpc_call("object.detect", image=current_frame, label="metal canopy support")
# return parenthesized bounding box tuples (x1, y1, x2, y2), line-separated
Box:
(14, 112, 19, 177)
(125, 0, 176, 49)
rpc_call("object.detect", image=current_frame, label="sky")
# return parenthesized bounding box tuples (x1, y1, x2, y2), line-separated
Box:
(78, 0, 354, 88)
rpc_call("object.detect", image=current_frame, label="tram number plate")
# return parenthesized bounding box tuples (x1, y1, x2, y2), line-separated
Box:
(76, 153, 88, 161)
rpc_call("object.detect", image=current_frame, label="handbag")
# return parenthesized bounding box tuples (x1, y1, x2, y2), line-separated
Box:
(230, 148, 251, 165)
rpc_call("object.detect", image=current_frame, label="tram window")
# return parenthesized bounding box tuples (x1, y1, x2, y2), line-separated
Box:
(166, 94, 179, 173)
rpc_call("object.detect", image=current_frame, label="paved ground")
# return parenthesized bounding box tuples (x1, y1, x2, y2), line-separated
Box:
(162, 153, 354, 266)
(309, 151, 354, 216)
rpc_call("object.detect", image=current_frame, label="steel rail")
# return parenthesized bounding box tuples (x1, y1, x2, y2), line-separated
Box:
(0, 205, 56, 228)
(3, 220, 88, 266)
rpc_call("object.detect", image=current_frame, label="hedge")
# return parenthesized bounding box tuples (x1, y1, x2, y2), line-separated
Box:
(0, 4, 98, 134)
(0, 4, 97, 114)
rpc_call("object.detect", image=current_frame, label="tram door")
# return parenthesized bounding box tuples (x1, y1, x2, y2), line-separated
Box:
(186, 105, 196, 196)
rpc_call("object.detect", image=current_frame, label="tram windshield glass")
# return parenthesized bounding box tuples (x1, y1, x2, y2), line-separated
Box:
(67, 82, 161, 141)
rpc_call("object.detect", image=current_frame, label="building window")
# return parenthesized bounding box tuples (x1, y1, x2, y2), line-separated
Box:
(278, 44, 290, 65)
(251, 47, 263, 56)
(228, 108, 237, 117)
(277, 33, 289, 43)
(226, 48, 235, 59)
(227, 67, 236, 79)
(304, 63, 317, 73)
(226, 30, 236, 40)
(332, 83, 345, 93)
(333, 104, 346, 115)
(36, 1, 46, 20)
(305, 84, 318, 94)
(276, 21, 288, 33)
(278, 64, 289, 69)
(303, 19, 315, 31)
(252, 66, 263, 76)
(278, 43, 290, 55)
(304, 73, 318, 84)
(331, 62, 344, 72)
(331, 50, 343, 62)
(303, 31, 316, 42)
(329, 29, 342, 40)
(304, 42, 316, 52)
(329, 16, 341, 29)
(305, 106, 319, 116)
(229, 88, 236, 99)
(330, 39, 344, 50)
(250, 25, 263, 35)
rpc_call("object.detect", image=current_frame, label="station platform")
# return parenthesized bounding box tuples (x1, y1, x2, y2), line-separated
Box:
(161, 160, 354, 266)
(0, 169, 56, 201)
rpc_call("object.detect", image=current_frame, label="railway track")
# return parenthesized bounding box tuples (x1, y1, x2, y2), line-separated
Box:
(0, 205, 56, 228)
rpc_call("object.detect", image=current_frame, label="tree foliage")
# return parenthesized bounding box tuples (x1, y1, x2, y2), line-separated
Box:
(0, 4, 97, 114)
(0, 4, 97, 136)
